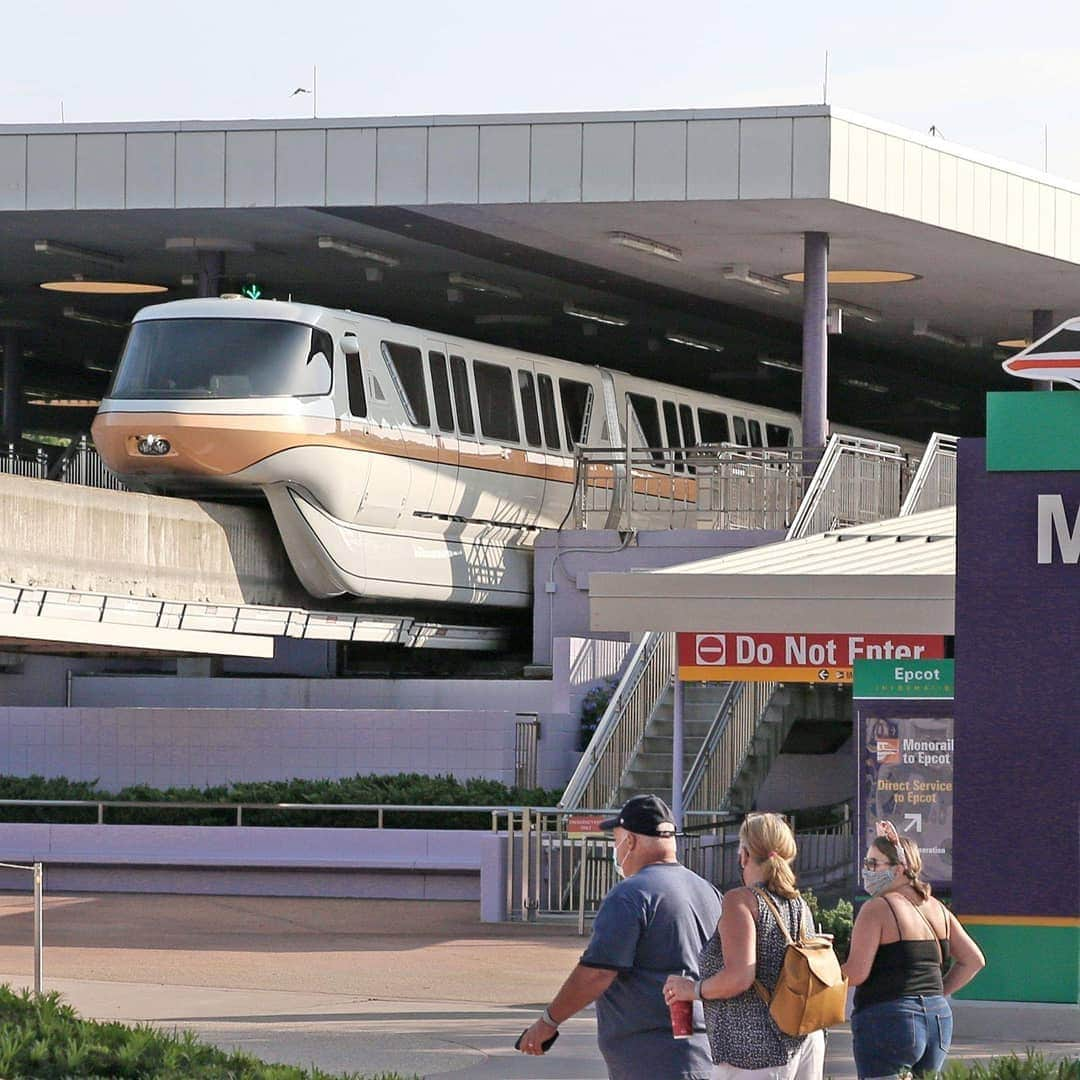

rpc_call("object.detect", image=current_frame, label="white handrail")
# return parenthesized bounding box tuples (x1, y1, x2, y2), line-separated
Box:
(900, 433, 958, 515)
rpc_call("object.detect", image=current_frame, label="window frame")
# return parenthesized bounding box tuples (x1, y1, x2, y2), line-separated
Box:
(427, 350, 455, 433)
(380, 340, 431, 428)
(473, 358, 521, 444)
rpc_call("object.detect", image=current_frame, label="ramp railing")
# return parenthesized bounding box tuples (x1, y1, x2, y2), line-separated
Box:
(559, 631, 675, 810)
(1, 446, 49, 479)
(49, 434, 127, 490)
(0, 860, 44, 993)
(900, 432, 958, 515)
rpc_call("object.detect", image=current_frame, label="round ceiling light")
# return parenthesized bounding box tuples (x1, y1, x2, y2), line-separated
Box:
(781, 269, 919, 284)
(996, 338, 1030, 349)
(40, 281, 168, 294)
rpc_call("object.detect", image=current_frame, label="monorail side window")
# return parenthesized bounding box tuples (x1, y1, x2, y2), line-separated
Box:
(381, 342, 430, 427)
(428, 352, 455, 433)
(474, 360, 520, 442)
(678, 404, 697, 474)
(627, 393, 665, 466)
(449, 355, 475, 436)
(518, 370, 543, 448)
(766, 423, 793, 447)
(537, 374, 561, 451)
(697, 408, 730, 445)
(662, 400, 684, 472)
(733, 416, 749, 445)
(343, 333, 366, 417)
(560, 380, 593, 449)
(748, 419, 763, 447)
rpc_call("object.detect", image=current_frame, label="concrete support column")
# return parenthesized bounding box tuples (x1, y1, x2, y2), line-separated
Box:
(800, 232, 830, 454)
(2, 327, 23, 447)
(197, 252, 226, 298)
(1031, 309, 1055, 391)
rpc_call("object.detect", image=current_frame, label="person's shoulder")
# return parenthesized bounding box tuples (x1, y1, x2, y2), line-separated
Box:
(722, 885, 758, 909)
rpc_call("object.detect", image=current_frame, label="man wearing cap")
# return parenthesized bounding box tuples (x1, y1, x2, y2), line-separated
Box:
(518, 794, 722, 1079)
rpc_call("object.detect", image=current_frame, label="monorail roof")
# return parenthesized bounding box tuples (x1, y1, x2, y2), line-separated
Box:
(1, 104, 1078, 446)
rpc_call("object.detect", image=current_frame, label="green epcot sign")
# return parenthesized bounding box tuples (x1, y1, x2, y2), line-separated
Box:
(853, 659, 955, 700)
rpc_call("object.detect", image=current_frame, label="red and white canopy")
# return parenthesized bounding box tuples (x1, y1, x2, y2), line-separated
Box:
(1002, 317, 1080, 388)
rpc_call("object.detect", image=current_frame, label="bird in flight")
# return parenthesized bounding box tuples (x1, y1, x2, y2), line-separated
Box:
(291, 87, 310, 96)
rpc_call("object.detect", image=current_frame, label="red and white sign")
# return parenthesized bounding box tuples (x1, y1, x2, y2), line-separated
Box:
(677, 632, 946, 683)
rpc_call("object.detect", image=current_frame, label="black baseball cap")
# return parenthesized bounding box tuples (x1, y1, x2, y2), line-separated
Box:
(600, 794, 677, 837)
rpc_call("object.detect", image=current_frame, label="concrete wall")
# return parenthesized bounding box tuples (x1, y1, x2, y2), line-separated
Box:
(755, 738, 855, 811)
(0, 705, 578, 791)
(532, 528, 785, 664)
(0, 474, 303, 606)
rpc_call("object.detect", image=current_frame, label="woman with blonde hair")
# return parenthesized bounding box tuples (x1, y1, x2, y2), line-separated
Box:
(844, 821, 985, 1078)
(664, 812, 825, 1080)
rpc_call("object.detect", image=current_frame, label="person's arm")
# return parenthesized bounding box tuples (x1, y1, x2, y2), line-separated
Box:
(518, 963, 617, 1055)
(941, 905, 986, 996)
(665, 888, 756, 1002)
(842, 899, 884, 987)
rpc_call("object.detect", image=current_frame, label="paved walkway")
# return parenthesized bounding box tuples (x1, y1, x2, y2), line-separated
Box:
(0, 893, 1075, 1079)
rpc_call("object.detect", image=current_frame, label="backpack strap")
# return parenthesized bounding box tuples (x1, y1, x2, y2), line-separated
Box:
(750, 886, 793, 1005)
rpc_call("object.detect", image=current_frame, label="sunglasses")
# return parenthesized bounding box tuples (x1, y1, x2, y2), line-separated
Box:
(863, 857, 893, 870)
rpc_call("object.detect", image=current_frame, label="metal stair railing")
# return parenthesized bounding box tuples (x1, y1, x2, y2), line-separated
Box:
(786, 434, 907, 540)
(560, 631, 675, 809)
(1, 445, 49, 479)
(681, 680, 780, 816)
(49, 434, 127, 490)
(899, 433, 958, 515)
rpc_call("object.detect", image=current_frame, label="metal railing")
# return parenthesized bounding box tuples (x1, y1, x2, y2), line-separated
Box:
(514, 714, 541, 790)
(0, 445, 49, 479)
(786, 434, 908, 540)
(49, 434, 127, 490)
(569, 444, 811, 532)
(560, 631, 675, 809)
(900, 432, 958, 515)
(0, 860, 44, 993)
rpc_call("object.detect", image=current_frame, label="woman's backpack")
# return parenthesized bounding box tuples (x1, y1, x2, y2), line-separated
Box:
(751, 887, 848, 1036)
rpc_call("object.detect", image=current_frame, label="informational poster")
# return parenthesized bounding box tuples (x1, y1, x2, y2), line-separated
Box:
(858, 712, 954, 886)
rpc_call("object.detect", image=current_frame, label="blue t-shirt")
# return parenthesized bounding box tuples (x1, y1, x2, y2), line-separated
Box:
(580, 861, 723, 1080)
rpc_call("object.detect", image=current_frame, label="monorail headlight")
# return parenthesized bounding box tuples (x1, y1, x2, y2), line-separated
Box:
(136, 434, 171, 456)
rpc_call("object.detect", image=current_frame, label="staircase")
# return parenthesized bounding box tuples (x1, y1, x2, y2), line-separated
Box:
(614, 681, 732, 804)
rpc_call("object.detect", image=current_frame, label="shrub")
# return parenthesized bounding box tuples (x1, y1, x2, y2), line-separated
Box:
(942, 1050, 1079, 1080)
(0, 984, 414, 1079)
(579, 678, 618, 750)
(802, 890, 854, 963)
(0, 773, 563, 830)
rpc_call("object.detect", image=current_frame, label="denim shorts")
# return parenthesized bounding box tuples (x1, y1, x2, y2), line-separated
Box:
(851, 994, 953, 1078)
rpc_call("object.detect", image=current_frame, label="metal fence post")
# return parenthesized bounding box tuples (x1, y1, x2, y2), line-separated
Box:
(33, 862, 43, 995)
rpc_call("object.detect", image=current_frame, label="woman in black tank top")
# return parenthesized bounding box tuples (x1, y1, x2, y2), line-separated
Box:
(843, 821, 985, 1078)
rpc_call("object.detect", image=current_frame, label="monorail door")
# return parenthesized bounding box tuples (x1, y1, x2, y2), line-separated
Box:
(423, 339, 464, 522)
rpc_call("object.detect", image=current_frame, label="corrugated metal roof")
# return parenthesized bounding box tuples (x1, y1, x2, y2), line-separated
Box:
(655, 506, 956, 578)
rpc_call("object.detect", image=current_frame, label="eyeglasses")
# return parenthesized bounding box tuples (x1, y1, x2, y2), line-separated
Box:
(863, 857, 892, 870)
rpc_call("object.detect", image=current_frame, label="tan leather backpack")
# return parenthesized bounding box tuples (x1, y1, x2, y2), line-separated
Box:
(751, 887, 848, 1036)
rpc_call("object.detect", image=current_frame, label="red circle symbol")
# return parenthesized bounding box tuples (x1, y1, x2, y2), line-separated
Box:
(695, 634, 727, 664)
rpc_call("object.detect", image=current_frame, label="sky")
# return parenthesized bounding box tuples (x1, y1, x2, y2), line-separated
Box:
(2, 0, 1079, 182)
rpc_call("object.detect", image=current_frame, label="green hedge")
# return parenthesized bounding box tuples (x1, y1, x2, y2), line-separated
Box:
(0, 985, 414, 1079)
(0, 773, 562, 829)
(943, 1051, 1079, 1080)
(803, 890, 854, 963)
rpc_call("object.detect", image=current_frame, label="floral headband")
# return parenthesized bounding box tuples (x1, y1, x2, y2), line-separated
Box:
(875, 820, 908, 866)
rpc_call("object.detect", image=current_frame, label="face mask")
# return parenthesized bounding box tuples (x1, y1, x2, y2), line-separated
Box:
(612, 837, 629, 878)
(862, 866, 895, 895)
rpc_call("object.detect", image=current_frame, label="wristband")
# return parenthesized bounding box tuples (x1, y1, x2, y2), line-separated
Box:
(541, 1007, 559, 1028)
(694, 980, 704, 1001)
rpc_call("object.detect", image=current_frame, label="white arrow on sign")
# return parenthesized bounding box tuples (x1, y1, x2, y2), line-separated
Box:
(904, 813, 922, 833)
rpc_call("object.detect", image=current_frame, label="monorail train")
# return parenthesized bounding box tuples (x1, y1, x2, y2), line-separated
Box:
(92, 298, 916, 609)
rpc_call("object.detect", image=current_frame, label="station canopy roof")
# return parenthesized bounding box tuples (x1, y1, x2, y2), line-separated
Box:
(1, 105, 1078, 446)
(588, 506, 956, 635)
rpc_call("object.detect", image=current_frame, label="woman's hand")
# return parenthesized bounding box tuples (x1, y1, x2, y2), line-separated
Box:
(663, 975, 696, 1004)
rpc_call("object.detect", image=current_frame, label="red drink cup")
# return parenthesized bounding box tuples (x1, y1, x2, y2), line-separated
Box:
(669, 998, 693, 1039)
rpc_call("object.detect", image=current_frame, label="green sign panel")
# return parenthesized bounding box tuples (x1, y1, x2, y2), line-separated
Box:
(986, 392, 1080, 472)
(853, 659, 954, 699)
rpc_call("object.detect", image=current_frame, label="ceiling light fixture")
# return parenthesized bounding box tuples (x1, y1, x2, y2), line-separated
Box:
(34, 239, 123, 268)
(40, 281, 167, 295)
(913, 319, 970, 348)
(917, 397, 962, 413)
(84, 360, 115, 373)
(607, 232, 683, 262)
(843, 377, 890, 394)
(448, 273, 522, 300)
(317, 236, 399, 267)
(721, 264, 790, 296)
(474, 314, 552, 326)
(562, 302, 629, 327)
(663, 331, 724, 353)
(996, 338, 1030, 349)
(62, 306, 129, 329)
(165, 237, 254, 253)
(758, 356, 803, 373)
(829, 299, 881, 323)
(27, 398, 101, 408)
(782, 269, 919, 284)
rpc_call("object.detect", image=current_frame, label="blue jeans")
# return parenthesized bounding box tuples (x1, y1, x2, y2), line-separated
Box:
(851, 995, 954, 1078)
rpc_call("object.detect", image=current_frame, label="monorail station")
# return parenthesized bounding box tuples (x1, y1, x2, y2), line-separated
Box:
(0, 105, 1077, 1026)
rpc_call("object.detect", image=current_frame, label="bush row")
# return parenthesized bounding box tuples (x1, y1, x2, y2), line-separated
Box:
(0, 773, 563, 829)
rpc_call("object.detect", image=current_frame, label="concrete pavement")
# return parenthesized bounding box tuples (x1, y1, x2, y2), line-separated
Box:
(0, 893, 1075, 1079)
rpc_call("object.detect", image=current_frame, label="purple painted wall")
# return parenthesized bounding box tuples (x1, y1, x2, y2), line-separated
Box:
(954, 439, 1080, 918)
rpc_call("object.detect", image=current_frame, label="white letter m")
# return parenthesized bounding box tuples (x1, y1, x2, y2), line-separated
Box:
(1038, 495, 1080, 564)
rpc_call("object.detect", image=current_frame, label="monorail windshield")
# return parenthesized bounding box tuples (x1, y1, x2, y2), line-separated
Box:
(109, 318, 333, 399)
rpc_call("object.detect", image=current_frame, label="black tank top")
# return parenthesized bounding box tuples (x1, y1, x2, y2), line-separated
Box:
(853, 895, 950, 1011)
